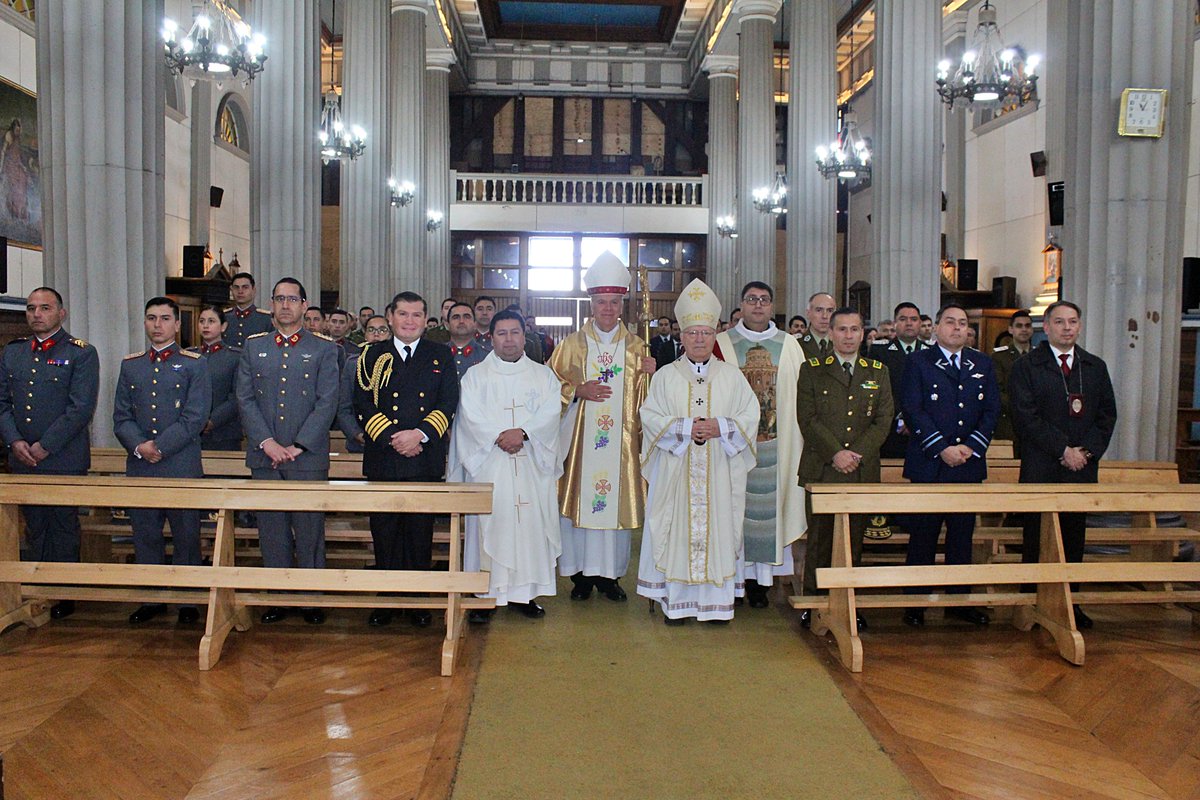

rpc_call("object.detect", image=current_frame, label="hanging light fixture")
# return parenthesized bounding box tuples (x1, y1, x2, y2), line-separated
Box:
(936, 1, 1040, 110)
(816, 106, 871, 183)
(752, 172, 787, 215)
(389, 179, 415, 207)
(162, 0, 266, 85)
(316, 1, 366, 164)
(425, 210, 445, 231)
(715, 215, 738, 238)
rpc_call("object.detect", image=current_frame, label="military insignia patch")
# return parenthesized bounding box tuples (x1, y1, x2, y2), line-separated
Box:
(861, 380, 879, 390)
(864, 515, 893, 540)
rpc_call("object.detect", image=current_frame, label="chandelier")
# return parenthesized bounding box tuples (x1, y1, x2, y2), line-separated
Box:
(319, 94, 367, 163)
(162, 0, 266, 85)
(389, 179, 415, 207)
(426, 210, 445, 232)
(715, 215, 738, 238)
(936, 1, 1039, 110)
(815, 108, 871, 182)
(751, 172, 787, 215)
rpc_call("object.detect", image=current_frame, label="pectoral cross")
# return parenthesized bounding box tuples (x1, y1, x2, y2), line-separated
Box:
(514, 494, 530, 522)
(504, 398, 526, 428)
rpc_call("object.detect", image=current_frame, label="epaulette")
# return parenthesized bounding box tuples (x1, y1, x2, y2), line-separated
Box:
(872, 360, 883, 369)
(256, 308, 271, 315)
(180, 349, 201, 359)
(69, 337, 89, 348)
(124, 350, 145, 360)
(311, 331, 334, 341)
(9, 336, 28, 344)
(808, 357, 820, 367)
(222, 306, 233, 312)
(356, 340, 367, 349)
(858, 357, 869, 368)
(824, 356, 835, 365)
(246, 331, 271, 340)
(992, 345, 1009, 352)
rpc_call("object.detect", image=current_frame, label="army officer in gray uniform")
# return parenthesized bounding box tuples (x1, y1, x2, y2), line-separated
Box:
(0, 287, 100, 619)
(189, 305, 243, 451)
(223, 271, 275, 348)
(113, 297, 211, 625)
(236, 277, 340, 625)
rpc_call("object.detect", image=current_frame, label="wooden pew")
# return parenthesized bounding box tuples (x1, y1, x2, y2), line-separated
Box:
(0, 476, 493, 676)
(791, 484, 1200, 673)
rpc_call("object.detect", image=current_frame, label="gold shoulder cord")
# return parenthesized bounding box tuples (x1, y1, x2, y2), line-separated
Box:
(360, 353, 393, 408)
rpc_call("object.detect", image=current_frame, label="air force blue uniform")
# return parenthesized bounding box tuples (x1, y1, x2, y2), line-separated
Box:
(900, 346, 1000, 587)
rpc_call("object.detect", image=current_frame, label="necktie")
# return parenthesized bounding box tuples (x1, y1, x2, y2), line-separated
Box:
(949, 352, 959, 377)
(1059, 353, 1071, 379)
(403, 344, 412, 362)
(819, 339, 830, 357)
(905, 344, 912, 355)
(842, 361, 852, 378)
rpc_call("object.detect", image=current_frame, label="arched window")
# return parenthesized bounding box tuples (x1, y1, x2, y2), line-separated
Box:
(214, 93, 250, 155)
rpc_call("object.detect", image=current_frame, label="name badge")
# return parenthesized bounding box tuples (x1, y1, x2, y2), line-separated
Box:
(1068, 393, 1085, 417)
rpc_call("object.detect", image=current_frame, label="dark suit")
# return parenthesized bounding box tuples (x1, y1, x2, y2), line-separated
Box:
(900, 346, 1000, 589)
(353, 337, 459, 572)
(1010, 343, 1117, 566)
(796, 354, 892, 594)
(113, 347, 211, 567)
(650, 335, 680, 369)
(0, 329, 100, 562)
(188, 342, 242, 451)
(871, 338, 931, 458)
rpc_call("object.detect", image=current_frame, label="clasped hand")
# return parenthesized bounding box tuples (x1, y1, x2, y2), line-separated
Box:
(1060, 446, 1088, 471)
(691, 417, 720, 443)
(390, 429, 424, 457)
(495, 428, 525, 455)
(263, 438, 303, 468)
(939, 444, 975, 467)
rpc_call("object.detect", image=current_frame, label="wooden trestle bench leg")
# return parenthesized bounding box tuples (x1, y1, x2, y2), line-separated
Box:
(814, 513, 863, 672)
(442, 513, 466, 677)
(0, 502, 49, 631)
(1012, 511, 1085, 666)
(199, 509, 249, 670)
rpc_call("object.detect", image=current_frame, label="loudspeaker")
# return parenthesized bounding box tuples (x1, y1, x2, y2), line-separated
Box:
(1183, 257, 1200, 312)
(182, 245, 206, 278)
(993, 276, 1017, 308)
(1048, 181, 1064, 226)
(0, 236, 7, 294)
(209, 186, 224, 208)
(1030, 151, 1047, 177)
(957, 258, 978, 291)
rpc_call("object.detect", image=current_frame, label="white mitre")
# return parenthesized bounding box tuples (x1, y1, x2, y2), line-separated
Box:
(675, 279, 721, 330)
(583, 251, 631, 295)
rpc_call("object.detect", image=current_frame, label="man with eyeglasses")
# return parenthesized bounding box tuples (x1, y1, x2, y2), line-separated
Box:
(334, 316, 387, 456)
(715, 281, 806, 610)
(223, 272, 274, 348)
(236, 278, 340, 625)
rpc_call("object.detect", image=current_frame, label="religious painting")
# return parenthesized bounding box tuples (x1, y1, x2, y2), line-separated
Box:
(1042, 242, 1061, 287)
(0, 76, 40, 250)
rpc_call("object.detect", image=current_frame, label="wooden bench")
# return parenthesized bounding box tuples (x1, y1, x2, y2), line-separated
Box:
(791, 484, 1200, 673)
(0, 476, 493, 676)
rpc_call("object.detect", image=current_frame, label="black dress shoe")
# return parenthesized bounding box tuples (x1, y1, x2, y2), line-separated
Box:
(663, 615, 686, 626)
(705, 619, 731, 625)
(511, 601, 545, 619)
(947, 606, 990, 626)
(467, 609, 493, 624)
(569, 572, 593, 600)
(260, 607, 287, 624)
(177, 606, 200, 625)
(302, 608, 326, 625)
(800, 609, 812, 629)
(856, 613, 868, 632)
(595, 578, 627, 602)
(368, 608, 393, 627)
(903, 608, 925, 627)
(1073, 605, 1094, 629)
(128, 604, 166, 624)
(50, 600, 75, 620)
(747, 583, 770, 609)
(411, 610, 433, 628)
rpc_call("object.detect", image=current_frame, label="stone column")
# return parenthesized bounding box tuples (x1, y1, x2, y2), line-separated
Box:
(189, 82, 213, 246)
(340, 0, 391, 312)
(1060, 0, 1193, 461)
(250, 0, 321, 300)
(734, 0, 781, 307)
(941, 9, 968, 265)
(424, 50, 454, 306)
(389, 0, 428, 301)
(704, 55, 739, 313)
(36, 0, 164, 446)
(871, 0, 942, 322)
(786, 0, 837, 307)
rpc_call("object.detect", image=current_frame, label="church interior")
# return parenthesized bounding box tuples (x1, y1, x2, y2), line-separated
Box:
(1, 0, 1200, 798)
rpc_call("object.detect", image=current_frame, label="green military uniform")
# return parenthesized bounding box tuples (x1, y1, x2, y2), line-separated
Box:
(796, 331, 834, 361)
(424, 325, 450, 344)
(796, 354, 893, 595)
(346, 328, 366, 346)
(989, 344, 1029, 455)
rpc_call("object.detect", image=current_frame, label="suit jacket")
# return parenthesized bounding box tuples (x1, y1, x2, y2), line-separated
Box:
(353, 337, 459, 480)
(1010, 342, 1117, 484)
(0, 328, 100, 474)
(113, 347, 211, 478)
(236, 328, 340, 471)
(900, 346, 1000, 484)
(652, 335, 681, 369)
(188, 343, 242, 447)
(796, 355, 892, 485)
(871, 338, 932, 458)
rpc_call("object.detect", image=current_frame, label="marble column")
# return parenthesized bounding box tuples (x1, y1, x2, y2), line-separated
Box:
(941, 9, 968, 266)
(871, 0, 942, 322)
(36, 0, 164, 446)
(389, 0, 428, 301)
(250, 0, 321, 300)
(786, 0, 837, 308)
(340, 0, 391, 311)
(704, 55, 739, 313)
(189, 82, 213, 246)
(1060, 0, 1193, 461)
(734, 0, 781, 308)
(424, 50, 454, 306)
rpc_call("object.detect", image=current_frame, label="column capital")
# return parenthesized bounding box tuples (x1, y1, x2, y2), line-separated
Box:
(703, 54, 739, 77)
(427, 48, 456, 70)
(736, 0, 782, 25)
(391, 0, 430, 15)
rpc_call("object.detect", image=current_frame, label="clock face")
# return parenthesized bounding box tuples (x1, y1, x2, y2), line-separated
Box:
(1120, 89, 1167, 137)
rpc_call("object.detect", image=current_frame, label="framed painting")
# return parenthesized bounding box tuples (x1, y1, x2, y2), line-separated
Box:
(0, 76, 40, 250)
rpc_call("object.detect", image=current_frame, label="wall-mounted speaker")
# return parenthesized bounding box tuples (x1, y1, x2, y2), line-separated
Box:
(1183, 257, 1200, 312)
(0, 236, 8, 294)
(957, 258, 979, 291)
(1030, 151, 1047, 177)
(209, 186, 224, 208)
(182, 245, 206, 278)
(993, 276, 1017, 308)
(1048, 181, 1064, 226)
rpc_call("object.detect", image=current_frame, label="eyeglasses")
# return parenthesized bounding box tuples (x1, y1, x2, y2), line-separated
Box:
(681, 329, 715, 339)
(272, 295, 303, 305)
(741, 295, 772, 306)
(365, 326, 390, 334)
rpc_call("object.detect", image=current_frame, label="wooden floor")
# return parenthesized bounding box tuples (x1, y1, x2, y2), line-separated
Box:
(2, 599, 1199, 799)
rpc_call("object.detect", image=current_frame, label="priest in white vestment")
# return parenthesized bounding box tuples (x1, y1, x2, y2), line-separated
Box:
(637, 280, 760, 624)
(452, 310, 564, 619)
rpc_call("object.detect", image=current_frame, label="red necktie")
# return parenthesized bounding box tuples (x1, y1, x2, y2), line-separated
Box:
(1059, 353, 1071, 379)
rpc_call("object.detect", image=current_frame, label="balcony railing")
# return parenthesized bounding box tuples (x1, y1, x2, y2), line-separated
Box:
(454, 172, 706, 207)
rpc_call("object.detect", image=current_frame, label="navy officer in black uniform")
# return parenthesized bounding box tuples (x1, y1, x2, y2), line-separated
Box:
(236, 277, 340, 625)
(0, 287, 99, 619)
(114, 297, 211, 625)
(354, 291, 459, 628)
(899, 303, 1000, 627)
(223, 271, 274, 348)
